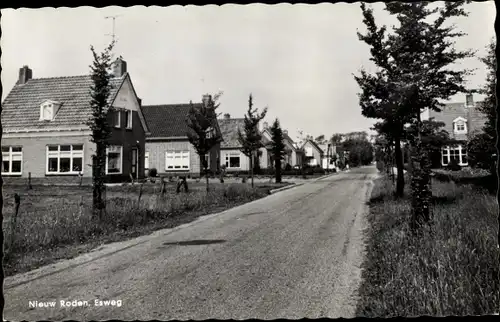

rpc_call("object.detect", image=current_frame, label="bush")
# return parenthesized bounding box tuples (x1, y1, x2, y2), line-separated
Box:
(148, 168, 158, 177)
(284, 163, 292, 171)
(446, 159, 462, 171)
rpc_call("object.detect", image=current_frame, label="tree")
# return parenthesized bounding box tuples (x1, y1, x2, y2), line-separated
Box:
(467, 39, 497, 175)
(186, 92, 223, 192)
(330, 133, 343, 146)
(270, 118, 286, 183)
(355, 2, 474, 231)
(87, 41, 116, 219)
(314, 134, 327, 145)
(237, 94, 268, 188)
(296, 130, 314, 148)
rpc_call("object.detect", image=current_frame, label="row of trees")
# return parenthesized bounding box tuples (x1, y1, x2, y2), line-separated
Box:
(354, 1, 484, 233)
(186, 92, 289, 191)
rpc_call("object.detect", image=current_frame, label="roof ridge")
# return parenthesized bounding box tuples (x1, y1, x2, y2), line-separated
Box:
(142, 103, 201, 108)
(25, 74, 127, 82)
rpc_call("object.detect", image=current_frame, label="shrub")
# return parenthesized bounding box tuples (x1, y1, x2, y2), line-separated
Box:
(148, 168, 158, 177)
(284, 163, 292, 171)
(446, 159, 461, 171)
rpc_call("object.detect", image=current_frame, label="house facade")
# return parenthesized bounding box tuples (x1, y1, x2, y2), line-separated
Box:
(318, 143, 336, 170)
(302, 139, 324, 167)
(259, 122, 303, 169)
(141, 97, 221, 178)
(421, 93, 487, 167)
(1, 59, 148, 185)
(217, 114, 250, 172)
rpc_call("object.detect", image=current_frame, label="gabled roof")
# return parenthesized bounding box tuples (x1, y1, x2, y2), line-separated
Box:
(2, 74, 126, 132)
(218, 118, 245, 149)
(261, 127, 299, 151)
(141, 103, 203, 138)
(302, 139, 324, 154)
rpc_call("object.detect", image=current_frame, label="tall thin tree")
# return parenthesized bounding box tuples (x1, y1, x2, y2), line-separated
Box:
(87, 41, 116, 219)
(186, 92, 223, 192)
(237, 94, 268, 188)
(270, 118, 286, 183)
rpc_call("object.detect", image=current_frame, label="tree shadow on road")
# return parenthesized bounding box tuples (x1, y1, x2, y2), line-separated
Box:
(162, 239, 227, 246)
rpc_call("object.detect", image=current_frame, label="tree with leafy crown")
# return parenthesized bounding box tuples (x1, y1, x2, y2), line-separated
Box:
(355, 1, 475, 231)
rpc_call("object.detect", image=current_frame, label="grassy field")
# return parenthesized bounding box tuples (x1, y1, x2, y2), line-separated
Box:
(2, 180, 290, 277)
(356, 174, 499, 317)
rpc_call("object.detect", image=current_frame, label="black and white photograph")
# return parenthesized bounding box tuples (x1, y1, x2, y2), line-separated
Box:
(1, 1, 497, 320)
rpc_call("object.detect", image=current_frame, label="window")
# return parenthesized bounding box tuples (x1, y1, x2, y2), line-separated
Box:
(114, 110, 121, 128)
(165, 150, 190, 170)
(46, 145, 84, 174)
(225, 152, 241, 168)
(305, 147, 313, 157)
(125, 110, 133, 129)
(40, 103, 53, 121)
(145, 151, 150, 170)
(442, 145, 468, 166)
(453, 117, 467, 134)
(106, 145, 123, 174)
(2, 146, 23, 175)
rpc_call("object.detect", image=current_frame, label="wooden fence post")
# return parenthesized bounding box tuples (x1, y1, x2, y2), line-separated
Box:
(10, 193, 21, 249)
(28, 172, 33, 190)
(160, 177, 167, 196)
(137, 183, 144, 208)
(79, 171, 83, 186)
(130, 174, 135, 185)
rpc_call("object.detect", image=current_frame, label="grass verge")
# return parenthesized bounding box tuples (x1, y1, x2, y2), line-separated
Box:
(2, 182, 287, 277)
(357, 175, 499, 317)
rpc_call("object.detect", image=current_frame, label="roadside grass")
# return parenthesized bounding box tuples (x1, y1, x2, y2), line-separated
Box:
(2, 182, 289, 277)
(357, 174, 499, 317)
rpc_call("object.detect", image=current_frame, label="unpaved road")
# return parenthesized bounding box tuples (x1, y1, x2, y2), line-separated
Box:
(4, 166, 379, 321)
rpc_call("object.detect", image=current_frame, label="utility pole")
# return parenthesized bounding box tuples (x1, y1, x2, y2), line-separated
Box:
(105, 15, 123, 44)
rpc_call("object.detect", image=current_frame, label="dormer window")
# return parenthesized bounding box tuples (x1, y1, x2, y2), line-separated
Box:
(40, 100, 61, 121)
(453, 117, 468, 134)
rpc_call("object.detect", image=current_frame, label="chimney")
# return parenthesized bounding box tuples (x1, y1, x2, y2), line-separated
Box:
(283, 129, 288, 135)
(465, 93, 474, 107)
(224, 113, 230, 119)
(18, 65, 32, 85)
(112, 58, 127, 77)
(263, 122, 269, 129)
(202, 94, 212, 107)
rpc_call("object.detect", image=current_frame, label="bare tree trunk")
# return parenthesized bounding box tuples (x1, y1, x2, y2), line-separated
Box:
(394, 136, 405, 198)
(205, 166, 209, 193)
(250, 153, 254, 188)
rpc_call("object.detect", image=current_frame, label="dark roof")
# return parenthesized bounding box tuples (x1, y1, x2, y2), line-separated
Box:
(429, 101, 487, 141)
(218, 118, 245, 148)
(141, 103, 203, 138)
(261, 128, 299, 151)
(1, 74, 125, 132)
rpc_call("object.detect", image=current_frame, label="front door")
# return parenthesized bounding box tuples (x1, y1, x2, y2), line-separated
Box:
(131, 148, 138, 180)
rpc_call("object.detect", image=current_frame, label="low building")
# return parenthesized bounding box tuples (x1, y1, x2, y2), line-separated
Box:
(217, 114, 249, 172)
(141, 96, 221, 178)
(260, 122, 303, 169)
(1, 59, 149, 185)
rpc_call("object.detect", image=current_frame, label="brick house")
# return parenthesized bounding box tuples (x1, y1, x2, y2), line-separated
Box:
(217, 114, 250, 172)
(141, 96, 221, 178)
(1, 59, 149, 185)
(421, 93, 487, 167)
(259, 122, 303, 169)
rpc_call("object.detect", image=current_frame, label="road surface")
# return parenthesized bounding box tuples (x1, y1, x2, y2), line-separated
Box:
(4, 166, 379, 321)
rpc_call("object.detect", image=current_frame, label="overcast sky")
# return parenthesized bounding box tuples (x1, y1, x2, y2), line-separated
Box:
(1, 2, 496, 141)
